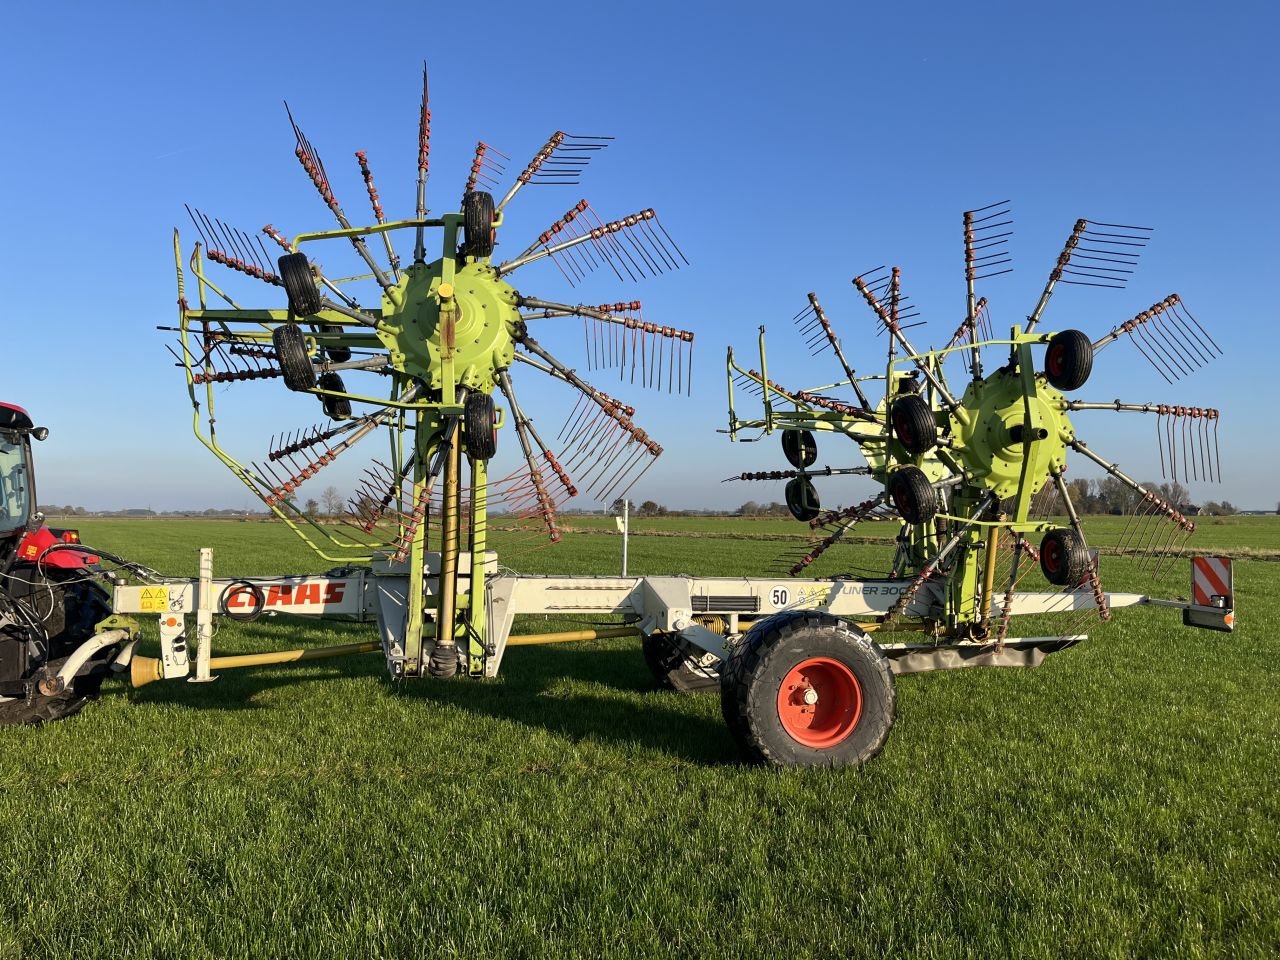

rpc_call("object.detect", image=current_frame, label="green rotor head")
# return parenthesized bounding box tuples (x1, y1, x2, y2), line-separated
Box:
(377, 259, 519, 394)
(948, 368, 1073, 499)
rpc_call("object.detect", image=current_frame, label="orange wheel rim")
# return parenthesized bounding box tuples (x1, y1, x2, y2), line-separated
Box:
(776, 657, 862, 748)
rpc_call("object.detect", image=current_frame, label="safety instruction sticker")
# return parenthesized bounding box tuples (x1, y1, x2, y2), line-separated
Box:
(139, 587, 170, 612)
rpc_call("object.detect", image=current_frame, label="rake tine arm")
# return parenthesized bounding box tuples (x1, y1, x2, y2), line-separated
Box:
(1050, 467, 1090, 552)
(853, 273, 965, 419)
(1068, 438, 1196, 534)
(413, 63, 431, 263)
(497, 131, 566, 213)
(355, 150, 401, 282)
(806, 293, 871, 408)
(496, 209, 669, 278)
(788, 495, 886, 577)
(1026, 219, 1087, 333)
(497, 371, 563, 541)
(285, 102, 395, 296)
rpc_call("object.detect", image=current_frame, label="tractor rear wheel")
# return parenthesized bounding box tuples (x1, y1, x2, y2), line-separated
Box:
(462, 191, 496, 259)
(720, 612, 894, 768)
(642, 632, 719, 693)
(278, 252, 322, 316)
(273, 324, 315, 392)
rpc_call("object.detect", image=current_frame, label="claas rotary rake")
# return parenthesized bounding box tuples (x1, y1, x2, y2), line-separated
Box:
(713, 202, 1232, 764)
(164, 67, 691, 682)
(0, 75, 1236, 767)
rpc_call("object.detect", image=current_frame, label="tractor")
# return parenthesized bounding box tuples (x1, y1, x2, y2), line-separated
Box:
(0, 403, 134, 723)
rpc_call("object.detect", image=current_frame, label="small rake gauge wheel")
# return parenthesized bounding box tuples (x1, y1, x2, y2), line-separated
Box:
(888, 466, 936, 525)
(319, 324, 351, 363)
(317, 372, 352, 421)
(462, 191, 496, 259)
(642, 632, 719, 693)
(1039, 528, 1090, 586)
(272, 323, 316, 392)
(1045, 329, 1094, 391)
(890, 395, 937, 456)
(720, 612, 894, 767)
(463, 392, 498, 460)
(278, 252, 322, 316)
(781, 429, 818, 469)
(785, 476, 821, 522)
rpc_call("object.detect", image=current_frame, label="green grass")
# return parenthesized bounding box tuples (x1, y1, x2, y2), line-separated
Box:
(1, 518, 1277, 958)
(549, 511, 1280, 555)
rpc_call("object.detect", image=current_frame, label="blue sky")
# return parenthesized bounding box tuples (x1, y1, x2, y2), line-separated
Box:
(1, 0, 1275, 511)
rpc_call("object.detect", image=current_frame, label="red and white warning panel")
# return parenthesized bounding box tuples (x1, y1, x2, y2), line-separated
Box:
(1185, 556, 1234, 633)
(1192, 556, 1232, 607)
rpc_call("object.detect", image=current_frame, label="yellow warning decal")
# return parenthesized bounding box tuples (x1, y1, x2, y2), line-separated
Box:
(140, 587, 169, 612)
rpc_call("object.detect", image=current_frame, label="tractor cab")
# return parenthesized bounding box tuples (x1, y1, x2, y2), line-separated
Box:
(0, 403, 38, 541)
(0, 403, 87, 569)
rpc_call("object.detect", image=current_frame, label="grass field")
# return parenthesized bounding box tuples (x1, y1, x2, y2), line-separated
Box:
(1, 517, 1277, 958)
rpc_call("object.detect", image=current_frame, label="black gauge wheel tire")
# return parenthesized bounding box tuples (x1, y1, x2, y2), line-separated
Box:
(317, 372, 352, 420)
(320, 324, 351, 363)
(642, 632, 719, 694)
(462, 191, 496, 259)
(273, 323, 316, 392)
(888, 467, 937, 525)
(1040, 528, 1091, 586)
(785, 476, 821, 523)
(781, 429, 818, 469)
(464, 392, 498, 460)
(278, 252, 322, 316)
(891, 395, 938, 456)
(720, 611, 895, 768)
(1045, 329, 1094, 391)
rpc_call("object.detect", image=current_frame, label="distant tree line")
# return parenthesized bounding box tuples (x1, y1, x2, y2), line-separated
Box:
(1027, 477, 1235, 516)
(39, 482, 1250, 520)
(734, 501, 798, 518)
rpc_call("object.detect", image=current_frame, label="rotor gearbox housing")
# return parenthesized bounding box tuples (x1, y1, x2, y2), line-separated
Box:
(377, 260, 519, 393)
(948, 369, 1072, 499)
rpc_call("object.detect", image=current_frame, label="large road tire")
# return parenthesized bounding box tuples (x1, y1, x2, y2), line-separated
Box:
(720, 612, 894, 768)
